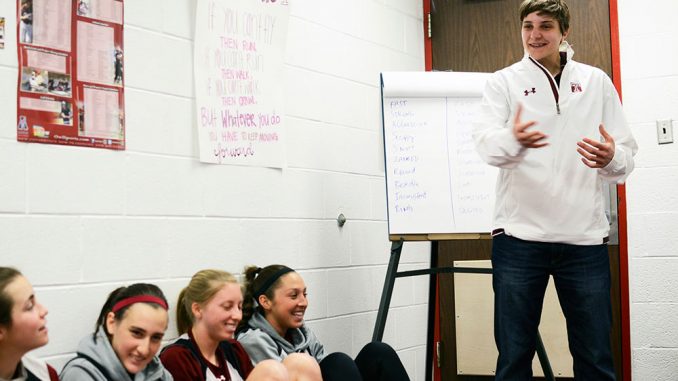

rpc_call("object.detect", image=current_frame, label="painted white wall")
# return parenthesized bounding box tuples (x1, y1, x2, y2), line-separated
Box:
(0, 1, 431, 380)
(618, 0, 678, 380)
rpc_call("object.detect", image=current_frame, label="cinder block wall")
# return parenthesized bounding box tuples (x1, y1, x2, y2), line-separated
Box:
(618, 0, 678, 380)
(0, 1, 431, 380)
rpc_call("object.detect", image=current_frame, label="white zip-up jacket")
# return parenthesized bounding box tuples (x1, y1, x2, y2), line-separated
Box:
(473, 48, 637, 245)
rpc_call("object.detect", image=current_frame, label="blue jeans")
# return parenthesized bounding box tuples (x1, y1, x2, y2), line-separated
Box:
(492, 234, 615, 381)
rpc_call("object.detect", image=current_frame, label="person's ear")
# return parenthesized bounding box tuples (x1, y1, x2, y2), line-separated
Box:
(105, 311, 117, 334)
(258, 294, 272, 310)
(191, 302, 202, 320)
(0, 324, 7, 341)
(561, 28, 570, 41)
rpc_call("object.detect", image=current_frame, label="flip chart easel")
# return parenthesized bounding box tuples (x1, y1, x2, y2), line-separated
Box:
(376, 72, 555, 380)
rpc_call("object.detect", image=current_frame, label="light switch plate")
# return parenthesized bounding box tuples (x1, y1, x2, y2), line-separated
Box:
(657, 119, 674, 144)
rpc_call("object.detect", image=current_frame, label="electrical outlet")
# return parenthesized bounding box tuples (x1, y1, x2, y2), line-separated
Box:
(657, 119, 674, 144)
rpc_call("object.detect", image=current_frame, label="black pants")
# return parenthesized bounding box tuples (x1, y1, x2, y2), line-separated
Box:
(318, 341, 410, 381)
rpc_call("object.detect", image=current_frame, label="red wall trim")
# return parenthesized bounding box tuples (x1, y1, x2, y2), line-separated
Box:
(608, 2, 633, 380)
(423, 2, 437, 379)
(424, 0, 432, 72)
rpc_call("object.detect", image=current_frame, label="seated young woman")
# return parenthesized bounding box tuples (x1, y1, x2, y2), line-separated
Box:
(237, 265, 410, 381)
(60, 283, 172, 381)
(0, 267, 59, 381)
(160, 269, 321, 381)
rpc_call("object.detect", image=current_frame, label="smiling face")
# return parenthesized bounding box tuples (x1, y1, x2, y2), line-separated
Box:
(0, 276, 49, 353)
(521, 11, 569, 71)
(261, 272, 308, 336)
(106, 303, 168, 374)
(194, 282, 243, 342)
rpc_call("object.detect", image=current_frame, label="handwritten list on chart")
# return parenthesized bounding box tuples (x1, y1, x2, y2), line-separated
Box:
(447, 98, 497, 232)
(383, 96, 497, 235)
(194, 0, 289, 166)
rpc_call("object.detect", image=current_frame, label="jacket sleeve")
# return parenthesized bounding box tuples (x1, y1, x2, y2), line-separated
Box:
(237, 329, 285, 364)
(473, 72, 527, 168)
(229, 340, 256, 377)
(597, 75, 638, 183)
(304, 328, 326, 363)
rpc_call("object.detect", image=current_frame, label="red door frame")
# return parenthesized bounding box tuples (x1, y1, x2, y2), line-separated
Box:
(425, 1, 632, 379)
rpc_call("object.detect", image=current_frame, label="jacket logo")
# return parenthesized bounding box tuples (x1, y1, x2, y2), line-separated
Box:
(570, 82, 583, 93)
(524, 87, 536, 96)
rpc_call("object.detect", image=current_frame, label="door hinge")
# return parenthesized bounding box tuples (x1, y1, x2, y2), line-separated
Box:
(436, 341, 442, 368)
(427, 12, 432, 39)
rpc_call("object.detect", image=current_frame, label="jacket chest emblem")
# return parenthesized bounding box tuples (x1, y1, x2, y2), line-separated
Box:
(524, 87, 536, 96)
(570, 81, 583, 93)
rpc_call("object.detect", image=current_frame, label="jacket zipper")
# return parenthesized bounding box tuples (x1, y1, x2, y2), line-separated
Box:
(529, 57, 560, 115)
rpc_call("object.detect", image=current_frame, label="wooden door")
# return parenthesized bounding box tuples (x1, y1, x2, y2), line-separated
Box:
(430, 0, 622, 380)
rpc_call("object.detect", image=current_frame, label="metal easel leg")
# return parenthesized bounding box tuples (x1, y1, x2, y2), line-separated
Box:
(536, 331, 555, 381)
(372, 239, 404, 342)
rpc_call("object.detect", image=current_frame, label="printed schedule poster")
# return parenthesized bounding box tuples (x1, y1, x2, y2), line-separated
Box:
(195, 0, 290, 167)
(0, 17, 5, 49)
(16, 0, 125, 150)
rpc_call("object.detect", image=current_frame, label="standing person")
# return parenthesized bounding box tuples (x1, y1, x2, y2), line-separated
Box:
(19, 0, 33, 44)
(473, 0, 638, 380)
(60, 102, 72, 125)
(160, 269, 320, 381)
(0, 267, 59, 380)
(237, 265, 410, 381)
(113, 50, 123, 84)
(28, 71, 40, 92)
(60, 283, 172, 381)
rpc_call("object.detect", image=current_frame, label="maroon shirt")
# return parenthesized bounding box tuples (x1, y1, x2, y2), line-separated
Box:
(160, 330, 254, 381)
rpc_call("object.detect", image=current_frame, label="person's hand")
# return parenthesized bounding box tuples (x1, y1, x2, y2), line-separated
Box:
(513, 103, 548, 148)
(577, 124, 615, 168)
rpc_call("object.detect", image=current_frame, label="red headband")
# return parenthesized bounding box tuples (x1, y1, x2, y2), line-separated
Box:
(111, 295, 168, 313)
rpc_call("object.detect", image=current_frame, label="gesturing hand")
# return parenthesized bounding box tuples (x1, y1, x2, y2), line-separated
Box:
(577, 124, 616, 168)
(513, 103, 548, 148)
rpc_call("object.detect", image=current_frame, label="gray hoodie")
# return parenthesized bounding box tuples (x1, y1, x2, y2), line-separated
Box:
(236, 311, 325, 364)
(60, 327, 172, 381)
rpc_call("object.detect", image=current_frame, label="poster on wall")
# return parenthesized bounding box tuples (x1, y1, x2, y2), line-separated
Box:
(0, 17, 5, 49)
(16, 0, 125, 150)
(195, 0, 290, 167)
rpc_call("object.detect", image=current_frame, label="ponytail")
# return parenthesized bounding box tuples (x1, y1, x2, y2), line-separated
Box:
(239, 265, 262, 332)
(176, 287, 192, 335)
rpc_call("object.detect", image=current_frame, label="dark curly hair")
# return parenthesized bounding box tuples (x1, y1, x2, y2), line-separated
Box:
(239, 264, 293, 332)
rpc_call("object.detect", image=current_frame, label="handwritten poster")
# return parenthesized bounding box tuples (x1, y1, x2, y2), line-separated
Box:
(16, 0, 125, 150)
(195, 0, 290, 166)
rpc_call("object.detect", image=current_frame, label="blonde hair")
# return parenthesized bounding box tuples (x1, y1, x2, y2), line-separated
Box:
(176, 269, 239, 334)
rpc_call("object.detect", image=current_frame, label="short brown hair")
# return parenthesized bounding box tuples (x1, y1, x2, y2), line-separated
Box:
(519, 0, 570, 34)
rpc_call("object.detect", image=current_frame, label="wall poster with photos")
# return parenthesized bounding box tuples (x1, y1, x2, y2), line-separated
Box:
(16, 0, 125, 150)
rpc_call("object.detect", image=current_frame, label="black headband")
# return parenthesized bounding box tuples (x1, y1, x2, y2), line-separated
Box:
(253, 266, 294, 301)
